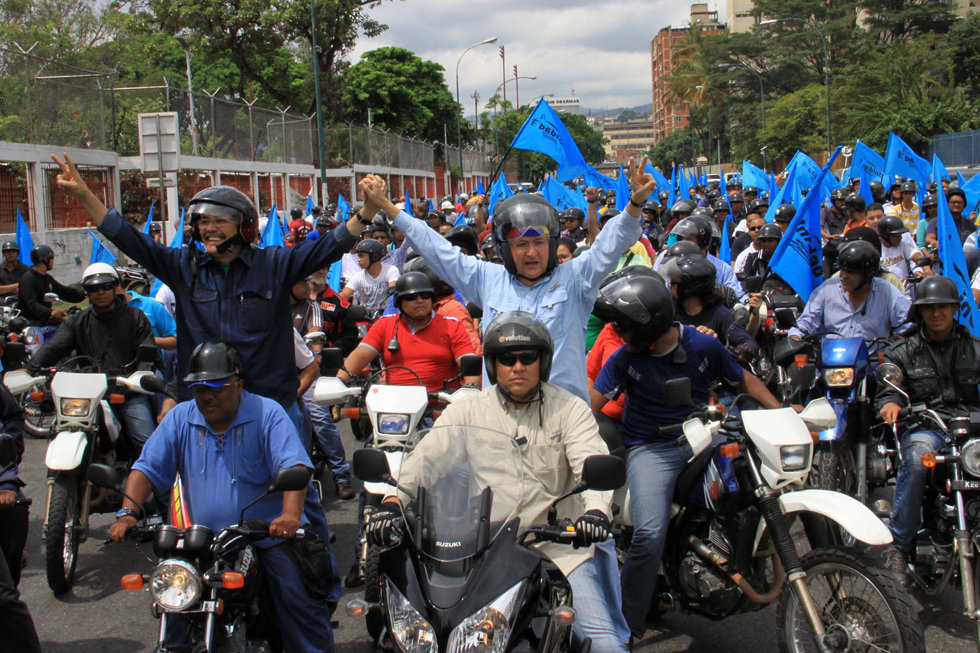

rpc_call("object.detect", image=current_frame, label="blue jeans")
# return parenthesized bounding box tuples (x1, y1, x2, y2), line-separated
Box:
(567, 541, 630, 651)
(303, 388, 350, 483)
(890, 429, 944, 551)
(621, 439, 690, 637)
(117, 395, 155, 449)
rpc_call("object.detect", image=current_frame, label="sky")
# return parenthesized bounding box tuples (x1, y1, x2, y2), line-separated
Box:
(348, 0, 703, 116)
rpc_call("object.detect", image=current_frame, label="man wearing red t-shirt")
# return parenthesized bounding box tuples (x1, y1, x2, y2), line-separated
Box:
(336, 271, 480, 392)
(288, 208, 312, 247)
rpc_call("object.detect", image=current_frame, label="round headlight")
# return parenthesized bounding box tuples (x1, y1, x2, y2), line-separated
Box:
(149, 559, 202, 611)
(961, 439, 980, 477)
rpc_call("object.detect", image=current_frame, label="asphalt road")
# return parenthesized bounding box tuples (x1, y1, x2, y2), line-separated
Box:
(13, 419, 978, 652)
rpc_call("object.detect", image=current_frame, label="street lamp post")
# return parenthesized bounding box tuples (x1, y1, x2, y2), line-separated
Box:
(696, 85, 732, 167)
(760, 18, 832, 155)
(719, 63, 766, 170)
(310, 0, 329, 204)
(456, 37, 498, 196)
(492, 76, 536, 162)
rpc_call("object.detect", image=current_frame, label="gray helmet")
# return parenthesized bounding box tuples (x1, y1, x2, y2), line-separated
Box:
(403, 256, 453, 297)
(483, 311, 554, 384)
(184, 341, 244, 385)
(354, 239, 387, 265)
(774, 204, 796, 223)
(30, 244, 54, 265)
(493, 194, 560, 279)
(757, 223, 783, 241)
(913, 276, 959, 307)
(1, 241, 18, 253)
(392, 271, 435, 310)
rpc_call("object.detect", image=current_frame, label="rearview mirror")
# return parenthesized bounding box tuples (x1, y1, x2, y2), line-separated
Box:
(581, 455, 626, 491)
(269, 466, 312, 493)
(875, 362, 904, 387)
(663, 378, 693, 407)
(458, 353, 483, 378)
(346, 305, 367, 322)
(732, 304, 749, 328)
(744, 276, 763, 294)
(44, 293, 59, 303)
(353, 449, 392, 484)
(137, 344, 157, 363)
(319, 347, 344, 375)
(0, 433, 18, 467)
(87, 463, 122, 490)
(138, 374, 167, 394)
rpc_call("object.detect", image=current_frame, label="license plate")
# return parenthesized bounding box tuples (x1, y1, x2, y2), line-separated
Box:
(962, 480, 980, 491)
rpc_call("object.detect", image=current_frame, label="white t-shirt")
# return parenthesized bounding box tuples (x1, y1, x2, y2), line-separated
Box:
(341, 252, 361, 281)
(154, 284, 176, 319)
(880, 232, 918, 280)
(293, 328, 315, 369)
(733, 242, 759, 274)
(347, 264, 400, 311)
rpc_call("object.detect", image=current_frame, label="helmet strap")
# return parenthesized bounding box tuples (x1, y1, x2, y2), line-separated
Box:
(215, 232, 247, 255)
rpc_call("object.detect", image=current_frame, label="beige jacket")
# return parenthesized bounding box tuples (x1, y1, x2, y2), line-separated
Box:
(390, 383, 611, 576)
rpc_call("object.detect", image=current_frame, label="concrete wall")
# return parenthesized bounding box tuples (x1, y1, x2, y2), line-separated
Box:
(0, 227, 128, 287)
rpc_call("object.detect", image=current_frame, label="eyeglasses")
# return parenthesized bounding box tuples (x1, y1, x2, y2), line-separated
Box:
(85, 282, 116, 293)
(401, 292, 433, 302)
(509, 237, 550, 253)
(497, 351, 541, 367)
(194, 216, 236, 229)
(748, 226, 762, 232)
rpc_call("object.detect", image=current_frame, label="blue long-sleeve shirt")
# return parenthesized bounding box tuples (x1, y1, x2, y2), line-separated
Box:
(788, 277, 911, 343)
(98, 209, 356, 405)
(391, 209, 642, 402)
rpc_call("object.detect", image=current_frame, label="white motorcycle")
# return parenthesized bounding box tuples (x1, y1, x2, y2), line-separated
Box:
(3, 348, 169, 594)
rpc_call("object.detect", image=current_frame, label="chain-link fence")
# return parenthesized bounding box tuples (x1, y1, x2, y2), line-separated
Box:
(444, 145, 492, 175)
(930, 129, 980, 168)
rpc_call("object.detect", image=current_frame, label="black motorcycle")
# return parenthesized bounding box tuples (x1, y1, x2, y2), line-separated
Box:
(349, 425, 625, 652)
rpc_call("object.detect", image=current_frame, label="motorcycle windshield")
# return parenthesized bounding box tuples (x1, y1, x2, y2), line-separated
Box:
(395, 426, 523, 563)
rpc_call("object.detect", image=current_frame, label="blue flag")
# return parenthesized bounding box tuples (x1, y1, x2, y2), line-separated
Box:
(259, 204, 284, 248)
(785, 151, 831, 200)
(487, 174, 515, 215)
(857, 166, 875, 206)
(846, 141, 885, 183)
(666, 166, 677, 210)
(15, 209, 34, 266)
(477, 179, 486, 195)
(741, 160, 770, 192)
(763, 165, 799, 223)
(931, 153, 950, 184)
(770, 147, 842, 301)
(168, 208, 186, 249)
(677, 166, 690, 200)
(336, 195, 350, 223)
(883, 132, 930, 188)
(542, 177, 584, 212)
(936, 187, 980, 336)
(429, 199, 434, 212)
(143, 201, 155, 235)
(959, 172, 980, 225)
(615, 166, 631, 212)
(88, 230, 116, 265)
(584, 166, 617, 192)
(306, 194, 315, 216)
(404, 186, 411, 211)
(510, 99, 589, 182)
(326, 260, 342, 293)
(645, 164, 670, 192)
(769, 171, 777, 197)
(718, 215, 733, 266)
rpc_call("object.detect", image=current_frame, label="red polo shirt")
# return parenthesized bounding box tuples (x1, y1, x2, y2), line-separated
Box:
(360, 313, 475, 392)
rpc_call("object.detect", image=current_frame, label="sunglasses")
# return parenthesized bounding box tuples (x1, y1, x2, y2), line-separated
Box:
(401, 292, 433, 302)
(497, 351, 541, 367)
(86, 282, 116, 293)
(748, 226, 762, 232)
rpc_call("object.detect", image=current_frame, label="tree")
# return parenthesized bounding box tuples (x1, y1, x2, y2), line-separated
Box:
(764, 84, 828, 162)
(858, 0, 956, 44)
(648, 128, 699, 171)
(950, 12, 980, 101)
(616, 110, 642, 123)
(340, 47, 471, 145)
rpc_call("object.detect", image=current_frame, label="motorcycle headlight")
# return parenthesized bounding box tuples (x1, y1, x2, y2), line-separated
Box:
(60, 398, 91, 417)
(961, 439, 980, 477)
(23, 327, 41, 346)
(377, 413, 410, 435)
(386, 577, 437, 653)
(824, 368, 855, 387)
(780, 444, 811, 472)
(149, 559, 202, 611)
(447, 581, 524, 653)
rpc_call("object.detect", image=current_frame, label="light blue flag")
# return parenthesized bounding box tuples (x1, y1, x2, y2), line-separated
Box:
(763, 164, 799, 223)
(510, 99, 589, 182)
(584, 166, 617, 192)
(857, 166, 875, 206)
(769, 171, 777, 197)
(15, 209, 34, 266)
(542, 177, 583, 212)
(88, 230, 116, 265)
(936, 187, 980, 336)
(143, 201, 155, 235)
(666, 166, 677, 210)
(931, 154, 950, 184)
(958, 171, 968, 190)
(645, 164, 670, 192)
(959, 172, 980, 224)
(404, 186, 411, 211)
(770, 147, 842, 302)
(487, 174, 515, 215)
(168, 208, 186, 249)
(847, 141, 885, 183)
(429, 199, 434, 212)
(306, 194, 315, 216)
(741, 160, 770, 192)
(326, 260, 342, 293)
(615, 166, 630, 211)
(259, 205, 284, 248)
(718, 215, 733, 265)
(883, 132, 930, 187)
(336, 195, 350, 223)
(718, 169, 728, 199)
(477, 179, 486, 195)
(678, 166, 690, 200)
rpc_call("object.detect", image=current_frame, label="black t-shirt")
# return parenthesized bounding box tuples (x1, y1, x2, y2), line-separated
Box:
(0, 261, 29, 297)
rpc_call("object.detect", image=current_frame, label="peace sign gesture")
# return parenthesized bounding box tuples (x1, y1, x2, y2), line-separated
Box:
(627, 155, 657, 207)
(50, 152, 109, 225)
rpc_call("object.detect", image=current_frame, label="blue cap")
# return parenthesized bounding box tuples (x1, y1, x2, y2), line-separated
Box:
(188, 378, 230, 389)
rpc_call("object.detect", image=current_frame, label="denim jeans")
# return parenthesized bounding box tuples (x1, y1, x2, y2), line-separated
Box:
(621, 438, 690, 637)
(117, 395, 155, 449)
(303, 388, 350, 483)
(567, 540, 630, 651)
(890, 429, 944, 551)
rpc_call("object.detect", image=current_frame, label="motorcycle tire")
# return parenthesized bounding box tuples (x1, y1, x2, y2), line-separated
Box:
(21, 391, 55, 439)
(364, 544, 389, 649)
(46, 473, 81, 594)
(805, 441, 857, 547)
(775, 546, 925, 653)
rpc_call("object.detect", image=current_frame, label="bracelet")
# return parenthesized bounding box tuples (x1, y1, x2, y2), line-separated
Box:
(356, 210, 373, 226)
(587, 199, 597, 204)
(629, 198, 644, 208)
(116, 507, 139, 521)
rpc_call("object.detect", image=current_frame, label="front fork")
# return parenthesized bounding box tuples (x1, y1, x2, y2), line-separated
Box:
(951, 453, 980, 619)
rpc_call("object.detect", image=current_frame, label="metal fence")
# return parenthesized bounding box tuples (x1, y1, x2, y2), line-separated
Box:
(929, 129, 980, 168)
(444, 145, 492, 175)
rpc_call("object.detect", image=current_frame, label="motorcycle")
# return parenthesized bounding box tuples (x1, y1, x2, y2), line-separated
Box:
(3, 346, 169, 593)
(877, 362, 980, 650)
(348, 426, 626, 652)
(612, 378, 924, 653)
(87, 463, 313, 653)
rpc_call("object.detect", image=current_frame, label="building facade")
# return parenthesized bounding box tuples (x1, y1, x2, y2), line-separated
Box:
(602, 119, 656, 163)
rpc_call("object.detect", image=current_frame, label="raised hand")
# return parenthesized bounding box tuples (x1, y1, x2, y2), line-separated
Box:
(50, 153, 90, 200)
(628, 156, 657, 206)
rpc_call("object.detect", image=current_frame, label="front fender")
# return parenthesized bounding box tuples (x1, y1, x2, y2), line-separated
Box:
(44, 431, 89, 471)
(753, 489, 892, 554)
(363, 450, 405, 496)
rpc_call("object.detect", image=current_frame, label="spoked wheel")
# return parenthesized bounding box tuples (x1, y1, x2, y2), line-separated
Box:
(45, 473, 81, 594)
(364, 544, 389, 649)
(806, 442, 858, 547)
(776, 547, 925, 653)
(21, 387, 55, 439)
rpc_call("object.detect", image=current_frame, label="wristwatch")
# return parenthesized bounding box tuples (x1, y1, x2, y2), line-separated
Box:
(116, 507, 139, 521)
(356, 210, 373, 226)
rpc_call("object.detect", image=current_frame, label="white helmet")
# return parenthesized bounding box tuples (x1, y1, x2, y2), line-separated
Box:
(441, 201, 454, 210)
(82, 262, 119, 289)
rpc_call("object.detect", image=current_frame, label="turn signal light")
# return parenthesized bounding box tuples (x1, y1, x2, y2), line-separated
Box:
(878, 352, 885, 364)
(221, 572, 245, 590)
(121, 574, 144, 590)
(216, 599, 225, 615)
(30, 391, 43, 402)
(810, 432, 820, 442)
(8, 333, 17, 342)
(794, 354, 809, 368)
(431, 410, 443, 418)
(344, 408, 360, 419)
(719, 443, 739, 458)
(109, 393, 125, 404)
(922, 453, 937, 469)
(347, 598, 369, 618)
(550, 606, 577, 626)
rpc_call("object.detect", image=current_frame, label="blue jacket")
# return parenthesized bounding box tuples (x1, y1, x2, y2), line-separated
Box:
(98, 209, 356, 405)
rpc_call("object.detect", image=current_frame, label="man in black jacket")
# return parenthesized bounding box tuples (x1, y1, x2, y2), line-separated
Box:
(30, 263, 156, 450)
(0, 241, 29, 300)
(877, 276, 980, 585)
(16, 244, 85, 326)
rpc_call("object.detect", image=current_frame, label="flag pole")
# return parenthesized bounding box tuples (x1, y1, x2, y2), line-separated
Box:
(489, 140, 518, 184)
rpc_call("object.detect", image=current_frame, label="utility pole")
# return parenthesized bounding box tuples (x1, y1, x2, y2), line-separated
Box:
(513, 65, 520, 110)
(471, 90, 481, 150)
(500, 46, 506, 106)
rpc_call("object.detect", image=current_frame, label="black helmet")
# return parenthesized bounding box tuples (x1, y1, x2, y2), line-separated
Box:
(900, 181, 917, 194)
(316, 215, 334, 228)
(842, 227, 883, 254)
(445, 225, 479, 254)
(1, 240, 18, 253)
(913, 276, 960, 307)
(922, 194, 938, 210)
(869, 180, 887, 204)
(403, 256, 453, 296)
(641, 201, 659, 215)
(712, 199, 729, 213)
(492, 195, 559, 279)
(184, 341, 244, 385)
(670, 217, 712, 250)
(665, 254, 716, 300)
(354, 239, 387, 264)
(483, 311, 554, 384)
(658, 190, 670, 204)
(729, 192, 744, 204)
(837, 240, 880, 276)
(30, 244, 54, 265)
(427, 210, 446, 223)
(844, 193, 867, 213)
(369, 215, 390, 235)
(757, 223, 783, 240)
(877, 214, 909, 239)
(664, 240, 703, 260)
(563, 207, 585, 222)
(592, 267, 673, 348)
(116, 267, 151, 295)
(392, 271, 435, 309)
(148, 221, 163, 233)
(747, 198, 766, 215)
(774, 204, 796, 223)
(690, 207, 714, 221)
(831, 187, 848, 202)
(706, 189, 721, 202)
(187, 186, 259, 245)
(290, 207, 302, 220)
(670, 199, 697, 217)
(889, 176, 906, 192)
(927, 181, 939, 193)
(743, 186, 759, 197)
(600, 208, 621, 226)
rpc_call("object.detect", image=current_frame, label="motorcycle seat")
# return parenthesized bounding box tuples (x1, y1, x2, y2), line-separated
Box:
(594, 411, 626, 461)
(672, 446, 714, 506)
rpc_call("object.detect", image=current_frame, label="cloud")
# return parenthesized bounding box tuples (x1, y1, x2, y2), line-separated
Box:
(349, 0, 696, 113)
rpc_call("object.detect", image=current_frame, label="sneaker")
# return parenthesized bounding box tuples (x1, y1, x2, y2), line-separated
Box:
(882, 546, 910, 587)
(344, 562, 364, 588)
(336, 480, 356, 500)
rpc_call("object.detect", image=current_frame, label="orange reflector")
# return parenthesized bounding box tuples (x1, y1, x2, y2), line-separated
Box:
(8, 333, 17, 342)
(109, 393, 125, 404)
(30, 391, 43, 402)
(877, 351, 885, 364)
(121, 574, 144, 590)
(431, 410, 442, 418)
(344, 408, 360, 419)
(222, 572, 245, 590)
(810, 431, 820, 442)
(346, 598, 369, 618)
(922, 453, 937, 469)
(794, 354, 809, 368)
(216, 599, 225, 615)
(551, 606, 577, 626)
(719, 443, 739, 458)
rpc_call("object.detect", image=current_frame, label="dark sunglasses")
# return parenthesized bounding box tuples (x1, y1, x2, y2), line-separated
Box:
(86, 282, 116, 293)
(497, 351, 541, 367)
(748, 225, 762, 232)
(401, 292, 433, 302)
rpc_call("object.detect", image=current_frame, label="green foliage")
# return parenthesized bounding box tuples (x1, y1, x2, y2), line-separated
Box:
(648, 128, 699, 171)
(616, 110, 643, 123)
(949, 12, 980, 101)
(764, 85, 828, 162)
